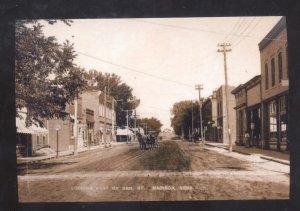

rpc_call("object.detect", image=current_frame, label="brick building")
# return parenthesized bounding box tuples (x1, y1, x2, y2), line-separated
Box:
(232, 17, 289, 152)
(202, 93, 218, 142)
(232, 75, 262, 146)
(47, 90, 116, 153)
(215, 85, 236, 144)
(259, 17, 288, 151)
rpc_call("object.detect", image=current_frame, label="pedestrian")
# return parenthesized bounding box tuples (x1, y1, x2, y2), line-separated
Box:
(244, 130, 250, 147)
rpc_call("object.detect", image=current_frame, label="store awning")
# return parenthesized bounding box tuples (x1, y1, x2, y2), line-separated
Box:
(16, 111, 48, 134)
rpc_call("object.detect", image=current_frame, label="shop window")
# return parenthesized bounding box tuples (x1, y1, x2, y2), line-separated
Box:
(271, 58, 275, 87)
(280, 114, 287, 139)
(279, 96, 286, 112)
(268, 101, 277, 138)
(278, 52, 283, 82)
(270, 116, 277, 133)
(279, 96, 287, 140)
(286, 45, 289, 78)
(265, 63, 269, 90)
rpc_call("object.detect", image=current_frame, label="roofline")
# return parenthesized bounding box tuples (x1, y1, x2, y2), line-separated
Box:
(231, 75, 261, 94)
(231, 84, 244, 94)
(258, 17, 286, 51)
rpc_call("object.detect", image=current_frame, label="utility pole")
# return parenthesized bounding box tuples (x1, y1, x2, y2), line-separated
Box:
(133, 110, 139, 142)
(192, 101, 194, 136)
(126, 110, 129, 143)
(217, 42, 232, 152)
(123, 109, 132, 144)
(74, 93, 78, 155)
(104, 86, 107, 147)
(195, 84, 204, 146)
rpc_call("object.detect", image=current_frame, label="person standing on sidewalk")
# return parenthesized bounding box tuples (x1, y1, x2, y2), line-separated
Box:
(244, 131, 250, 147)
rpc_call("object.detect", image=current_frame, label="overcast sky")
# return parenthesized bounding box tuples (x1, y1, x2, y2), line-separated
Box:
(41, 16, 282, 129)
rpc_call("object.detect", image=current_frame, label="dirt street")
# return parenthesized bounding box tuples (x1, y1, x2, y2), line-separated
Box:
(18, 139, 289, 202)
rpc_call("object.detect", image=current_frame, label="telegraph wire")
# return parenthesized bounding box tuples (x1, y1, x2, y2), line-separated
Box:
(233, 17, 263, 47)
(77, 50, 194, 88)
(133, 18, 286, 43)
(231, 17, 256, 46)
(223, 17, 242, 42)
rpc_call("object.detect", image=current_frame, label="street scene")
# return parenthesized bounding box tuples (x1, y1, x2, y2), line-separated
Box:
(18, 135, 289, 202)
(16, 16, 290, 202)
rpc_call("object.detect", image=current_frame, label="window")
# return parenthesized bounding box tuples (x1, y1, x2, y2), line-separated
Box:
(265, 63, 269, 90)
(43, 136, 46, 145)
(37, 136, 40, 145)
(271, 58, 275, 87)
(278, 52, 283, 82)
(270, 116, 277, 132)
(279, 95, 286, 112)
(286, 45, 289, 78)
(268, 101, 277, 139)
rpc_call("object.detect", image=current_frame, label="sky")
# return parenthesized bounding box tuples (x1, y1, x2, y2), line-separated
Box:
(41, 16, 282, 129)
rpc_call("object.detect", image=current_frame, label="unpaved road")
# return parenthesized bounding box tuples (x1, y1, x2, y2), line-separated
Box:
(18, 139, 289, 202)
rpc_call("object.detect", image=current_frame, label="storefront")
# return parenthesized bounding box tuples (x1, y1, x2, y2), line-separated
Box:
(16, 111, 48, 157)
(247, 105, 261, 147)
(265, 93, 288, 151)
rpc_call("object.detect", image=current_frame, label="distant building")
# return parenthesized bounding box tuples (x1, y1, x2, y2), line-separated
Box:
(215, 85, 236, 144)
(202, 94, 218, 142)
(47, 89, 116, 152)
(259, 17, 288, 151)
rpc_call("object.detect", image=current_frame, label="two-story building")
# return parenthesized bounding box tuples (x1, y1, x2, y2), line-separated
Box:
(259, 17, 288, 151)
(202, 93, 218, 142)
(47, 89, 117, 153)
(215, 85, 236, 144)
(232, 75, 262, 147)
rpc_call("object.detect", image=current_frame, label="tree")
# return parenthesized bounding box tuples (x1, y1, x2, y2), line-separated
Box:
(83, 70, 140, 127)
(15, 20, 86, 127)
(138, 117, 163, 133)
(170, 100, 199, 136)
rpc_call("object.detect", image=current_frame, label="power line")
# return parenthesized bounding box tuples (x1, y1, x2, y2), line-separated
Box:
(139, 104, 170, 112)
(77, 50, 193, 88)
(223, 17, 242, 42)
(231, 17, 256, 46)
(133, 18, 287, 42)
(233, 17, 263, 47)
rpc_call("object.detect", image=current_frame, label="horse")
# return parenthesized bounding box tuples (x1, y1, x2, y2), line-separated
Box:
(137, 133, 146, 150)
(145, 134, 152, 150)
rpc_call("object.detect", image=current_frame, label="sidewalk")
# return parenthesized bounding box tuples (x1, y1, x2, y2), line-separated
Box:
(17, 141, 130, 164)
(205, 141, 290, 166)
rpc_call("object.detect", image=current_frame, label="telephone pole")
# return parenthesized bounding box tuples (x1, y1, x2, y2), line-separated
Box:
(195, 84, 204, 146)
(217, 42, 232, 152)
(123, 109, 132, 144)
(104, 86, 107, 147)
(74, 92, 78, 155)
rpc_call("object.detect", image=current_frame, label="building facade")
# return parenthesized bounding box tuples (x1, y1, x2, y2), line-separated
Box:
(202, 93, 218, 142)
(215, 85, 236, 144)
(232, 17, 289, 152)
(16, 109, 48, 156)
(47, 89, 116, 153)
(259, 17, 288, 151)
(232, 76, 262, 147)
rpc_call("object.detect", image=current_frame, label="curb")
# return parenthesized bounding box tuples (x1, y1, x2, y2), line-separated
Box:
(17, 145, 107, 164)
(205, 143, 290, 166)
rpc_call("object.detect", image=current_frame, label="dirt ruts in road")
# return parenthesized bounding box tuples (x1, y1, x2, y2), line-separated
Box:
(18, 140, 289, 202)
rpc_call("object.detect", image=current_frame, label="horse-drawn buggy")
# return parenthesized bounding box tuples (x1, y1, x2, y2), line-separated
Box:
(137, 131, 159, 150)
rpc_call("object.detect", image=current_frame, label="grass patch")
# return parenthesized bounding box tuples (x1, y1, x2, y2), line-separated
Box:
(141, 141, 191, 171)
